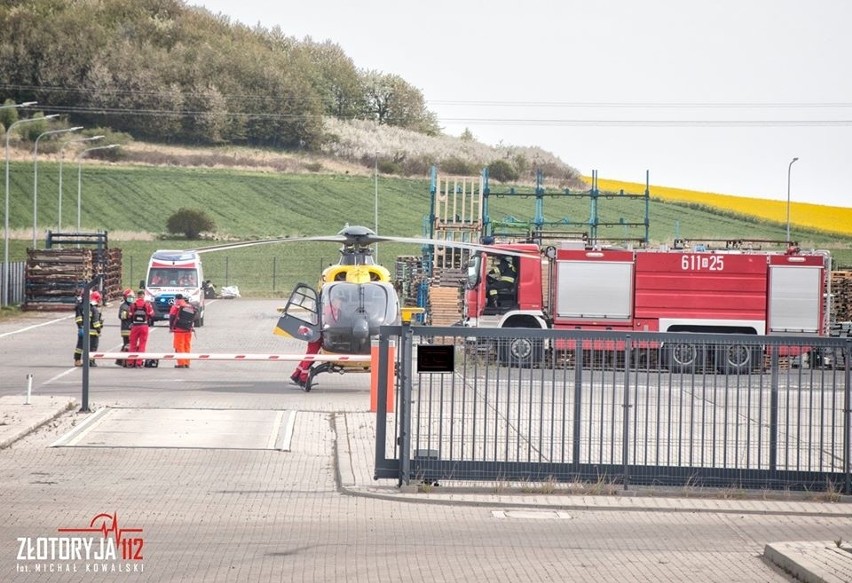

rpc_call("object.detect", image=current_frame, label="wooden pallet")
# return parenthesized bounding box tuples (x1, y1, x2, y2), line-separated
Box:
(429, 286, 463, 326)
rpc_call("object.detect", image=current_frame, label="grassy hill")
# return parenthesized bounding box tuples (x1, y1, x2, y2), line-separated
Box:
(4, 160, 851, 296)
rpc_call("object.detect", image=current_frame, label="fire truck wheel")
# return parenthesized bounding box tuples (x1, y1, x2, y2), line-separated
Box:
(716, 344, 757, 375)
(498, 337, 543, 368)
(665, 342, 704, 373)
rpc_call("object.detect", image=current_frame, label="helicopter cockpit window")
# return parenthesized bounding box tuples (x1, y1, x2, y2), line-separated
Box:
(322, 281, 400, 329)
(367, 282, 400, 325)
(322, 284, 352, 325)
(289, 288, 318, 326)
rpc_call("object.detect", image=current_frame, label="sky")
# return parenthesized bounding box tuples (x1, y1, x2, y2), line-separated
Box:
(191, 0, 852, 209)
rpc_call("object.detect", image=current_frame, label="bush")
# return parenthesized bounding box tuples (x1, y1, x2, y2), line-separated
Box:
(166, 208, 216, 239)
(376, 159, 403, 175)
(488, 159, 519, 183)
(440, 156, 478, 176)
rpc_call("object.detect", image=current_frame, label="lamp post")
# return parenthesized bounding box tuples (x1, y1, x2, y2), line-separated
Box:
(58, 135, 103, 231)
(374, 152, 379, 262)
(76, 145, 118, 232)
(786, 157, 799, 242)
(0, 101, 37, 111)
(4, 113, 59, 307)
(33, 126, 83, 247)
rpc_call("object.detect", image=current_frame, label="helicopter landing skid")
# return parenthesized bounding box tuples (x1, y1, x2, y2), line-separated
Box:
(303, 362, 347, 392)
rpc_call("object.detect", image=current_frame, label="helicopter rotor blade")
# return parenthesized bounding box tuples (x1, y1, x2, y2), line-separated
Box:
(364, 235, 539, 258)
(191, 227, 539, 258)
(193, 235, 348, 254)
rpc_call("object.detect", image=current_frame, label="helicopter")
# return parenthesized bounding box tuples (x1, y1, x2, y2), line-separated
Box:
(270, 225, 537, 390)
(195, 224, 532, 391)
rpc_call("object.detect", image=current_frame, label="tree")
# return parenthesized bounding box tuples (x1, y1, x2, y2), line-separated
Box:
(166, 208, 216, 239)
(296, 39, 365, 120)
(360, 70, 439, 135)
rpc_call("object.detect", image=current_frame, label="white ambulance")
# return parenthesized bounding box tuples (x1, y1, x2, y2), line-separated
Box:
(140, 250, 205, 326)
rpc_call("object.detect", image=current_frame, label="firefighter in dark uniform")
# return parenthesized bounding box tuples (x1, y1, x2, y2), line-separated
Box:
(74, 290, 104, 367)
(486, 256, 516, 308)
(116, 288, 135, 366)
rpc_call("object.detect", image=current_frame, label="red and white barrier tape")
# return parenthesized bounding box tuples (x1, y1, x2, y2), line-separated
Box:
(88, 352, 371, 362)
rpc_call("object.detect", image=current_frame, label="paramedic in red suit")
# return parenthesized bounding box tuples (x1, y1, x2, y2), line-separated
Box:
(168, 293, 193, 368)
(128, 290, 154, 367)
(290, 296, 342, 387)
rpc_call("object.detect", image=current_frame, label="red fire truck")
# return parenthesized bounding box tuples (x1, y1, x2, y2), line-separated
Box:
(464, 241, 831, 372)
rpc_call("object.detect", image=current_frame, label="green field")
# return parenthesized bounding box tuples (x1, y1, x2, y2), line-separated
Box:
(4, 161, 852, 297)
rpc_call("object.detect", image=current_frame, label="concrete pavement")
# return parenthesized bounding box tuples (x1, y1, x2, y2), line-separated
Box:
(2, 392, 851, 582)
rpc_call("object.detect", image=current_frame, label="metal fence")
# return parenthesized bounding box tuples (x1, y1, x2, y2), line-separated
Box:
(374, 326, 852, 493)
(1, 261, 26, 307)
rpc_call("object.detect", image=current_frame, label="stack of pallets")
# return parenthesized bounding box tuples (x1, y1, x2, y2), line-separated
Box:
(830, 270, 852, 322)
(394, 256, 426, 307)
(24, 247, 123, 311)
(24, 249, 94, 311)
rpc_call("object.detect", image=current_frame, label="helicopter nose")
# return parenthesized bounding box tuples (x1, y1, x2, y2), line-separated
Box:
(352, 317, 370, 342)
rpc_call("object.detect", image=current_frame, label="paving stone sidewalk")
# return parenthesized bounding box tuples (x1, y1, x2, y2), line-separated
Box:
(4, 394, 852, 583)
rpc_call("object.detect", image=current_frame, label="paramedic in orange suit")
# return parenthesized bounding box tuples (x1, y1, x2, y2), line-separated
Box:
(168, 293, 193, 368)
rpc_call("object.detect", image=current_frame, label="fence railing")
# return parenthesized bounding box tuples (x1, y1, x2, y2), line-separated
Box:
(374, 326, 852, 493)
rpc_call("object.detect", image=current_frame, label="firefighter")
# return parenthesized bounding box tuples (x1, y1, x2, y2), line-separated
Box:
(116, 288, 135, 366)
(74, 290, 103, 367)
(486, 256, 516, 308)
(168, 293, 195, 368)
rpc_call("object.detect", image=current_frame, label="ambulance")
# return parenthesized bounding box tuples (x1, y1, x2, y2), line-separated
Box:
(140, 250, 205, 326)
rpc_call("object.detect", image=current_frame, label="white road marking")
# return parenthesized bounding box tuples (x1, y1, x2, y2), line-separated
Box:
(0, 314, 73, 339)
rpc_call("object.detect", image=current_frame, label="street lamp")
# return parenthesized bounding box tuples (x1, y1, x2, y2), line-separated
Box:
(58, 135, 103, 230)
(33, 126, 83, 246)
(786, 157, 799, 242)
(76, 145, 118, 232)
(374, 152, 379, 262)
(0, 101, 37, 111)
(4, 113, 59, 307)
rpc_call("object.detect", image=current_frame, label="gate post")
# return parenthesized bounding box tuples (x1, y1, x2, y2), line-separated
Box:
(79, 275, 102, 413)
(572, 339, 583, 469)
(373, 331, 391, 478)
(396, 308, 421, 487)
(769, 344, 780, 479)
(622, 335, 632, 491)
(845, 339, 851, 495)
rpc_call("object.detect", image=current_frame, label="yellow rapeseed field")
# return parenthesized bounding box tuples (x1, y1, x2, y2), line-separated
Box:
(589, 177, 852, 236)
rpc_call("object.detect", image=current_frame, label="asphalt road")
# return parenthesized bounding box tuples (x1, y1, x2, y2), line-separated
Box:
(2, 299, 850, 582)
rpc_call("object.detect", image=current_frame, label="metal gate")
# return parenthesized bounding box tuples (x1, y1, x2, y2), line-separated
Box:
(374, 325, 852, 493)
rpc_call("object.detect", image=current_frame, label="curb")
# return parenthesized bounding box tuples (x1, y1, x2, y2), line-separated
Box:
(0, 398, 77, 449)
